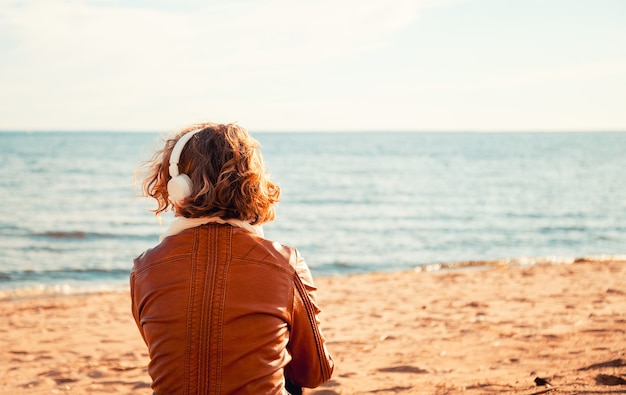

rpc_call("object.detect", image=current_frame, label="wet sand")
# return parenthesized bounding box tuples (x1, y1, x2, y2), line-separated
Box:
(1, 258, 624, 394)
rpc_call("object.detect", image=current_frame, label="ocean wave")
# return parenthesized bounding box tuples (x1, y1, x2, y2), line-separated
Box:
(313, 254, 626, 276)
(414, 254, 626, 273)
(0, 282, 130, 302)
(0, 267, 132, 300)
(37, 231, 89, 239)
(30, 230, 156, 241)
(0, 267, 131, 283)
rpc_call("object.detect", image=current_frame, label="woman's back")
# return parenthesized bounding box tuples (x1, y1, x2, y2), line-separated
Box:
(131, 224, 332, 394)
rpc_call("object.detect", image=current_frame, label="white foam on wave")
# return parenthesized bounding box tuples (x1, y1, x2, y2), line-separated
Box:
(0, 282, 129, 302)
(414, 254, 626, 273)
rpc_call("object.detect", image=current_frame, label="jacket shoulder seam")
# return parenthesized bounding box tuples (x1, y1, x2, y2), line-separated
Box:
(133, 253, 191, 275)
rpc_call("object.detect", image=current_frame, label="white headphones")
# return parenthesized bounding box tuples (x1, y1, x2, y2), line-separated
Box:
(167, 129, 203, 205)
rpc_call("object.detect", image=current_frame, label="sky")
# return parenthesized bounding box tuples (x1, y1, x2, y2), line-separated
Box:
(1, 0, 625, 132)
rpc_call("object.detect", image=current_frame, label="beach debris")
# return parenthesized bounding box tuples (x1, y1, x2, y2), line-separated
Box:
(534, 377, 552, 387)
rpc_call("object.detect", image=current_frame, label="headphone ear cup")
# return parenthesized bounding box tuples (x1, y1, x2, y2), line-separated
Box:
(167, 174, 193, 204)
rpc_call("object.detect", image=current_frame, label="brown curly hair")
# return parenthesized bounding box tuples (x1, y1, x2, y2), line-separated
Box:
(139, 122, 280, 224)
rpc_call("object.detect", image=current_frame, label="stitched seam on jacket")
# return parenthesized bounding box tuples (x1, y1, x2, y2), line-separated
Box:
(293, 271, 332, 382)
(201, 226, 216, 393)
(132, 254, 191, 275)
(216, 226, 232, 393)
(233, 258, 294, 276)
(204, 225, 231, 393)
(184, 231, 199, 395)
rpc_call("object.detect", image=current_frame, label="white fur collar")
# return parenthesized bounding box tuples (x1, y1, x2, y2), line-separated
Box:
(160, 216, 264, 242)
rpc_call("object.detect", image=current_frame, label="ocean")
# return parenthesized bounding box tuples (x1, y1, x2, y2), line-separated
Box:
(1, 131, 625, 298)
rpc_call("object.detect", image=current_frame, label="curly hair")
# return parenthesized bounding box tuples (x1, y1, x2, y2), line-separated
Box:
(139, 122, 280, 224)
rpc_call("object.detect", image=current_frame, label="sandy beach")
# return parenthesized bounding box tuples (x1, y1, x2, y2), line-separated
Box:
(1, 258, 624, 394)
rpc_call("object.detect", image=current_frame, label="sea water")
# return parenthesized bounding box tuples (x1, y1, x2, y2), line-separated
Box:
(0, 131, 625, 296)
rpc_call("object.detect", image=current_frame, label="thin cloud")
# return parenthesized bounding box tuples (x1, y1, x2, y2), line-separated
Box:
(0, 0, 426, 129)
(391, 58, 626, 93)
(1, 0, 424, 68)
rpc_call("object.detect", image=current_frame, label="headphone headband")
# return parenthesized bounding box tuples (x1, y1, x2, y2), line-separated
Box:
(167, 128, 204, 205)
(169, 128, 203, 177)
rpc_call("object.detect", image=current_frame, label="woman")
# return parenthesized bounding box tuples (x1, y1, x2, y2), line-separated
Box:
(131, 122, 334, 394)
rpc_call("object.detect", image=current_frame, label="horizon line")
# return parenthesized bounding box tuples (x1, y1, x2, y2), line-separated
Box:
(2, 129, 626, 134)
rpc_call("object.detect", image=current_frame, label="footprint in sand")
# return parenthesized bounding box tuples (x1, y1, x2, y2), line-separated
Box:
(596, 374, 626, 386)
(378, 365, 428, 374)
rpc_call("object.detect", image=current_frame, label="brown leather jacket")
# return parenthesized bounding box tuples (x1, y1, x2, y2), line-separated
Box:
(130, 223, 334, 394)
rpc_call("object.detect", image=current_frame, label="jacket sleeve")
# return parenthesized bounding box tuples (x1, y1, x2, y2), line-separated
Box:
(129, 270, 149, 347)
(284, 250, 334, 388)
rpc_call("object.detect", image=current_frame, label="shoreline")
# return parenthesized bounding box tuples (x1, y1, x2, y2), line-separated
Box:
(1, 258, 625, 394)
(1, 254, 625, 302)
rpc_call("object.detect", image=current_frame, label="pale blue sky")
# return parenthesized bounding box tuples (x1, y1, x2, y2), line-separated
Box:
(1, 0, 625, 132)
